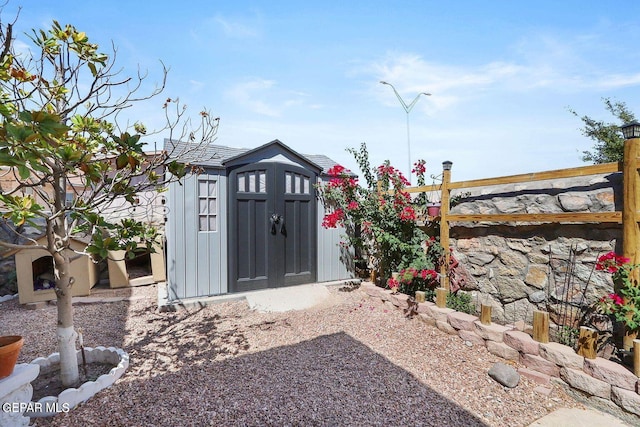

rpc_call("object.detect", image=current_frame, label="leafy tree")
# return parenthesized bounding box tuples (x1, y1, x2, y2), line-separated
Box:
(570, 97, 636, 164)
(0, 16, 218, 387)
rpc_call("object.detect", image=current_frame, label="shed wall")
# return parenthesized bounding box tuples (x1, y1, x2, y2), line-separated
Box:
(317, 197, 354, 282)
(166, 170, 227, 300)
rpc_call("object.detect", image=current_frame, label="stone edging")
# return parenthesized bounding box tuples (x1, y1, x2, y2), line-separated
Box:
(360, 282, 640, 418)
(28, 346, 129, 417)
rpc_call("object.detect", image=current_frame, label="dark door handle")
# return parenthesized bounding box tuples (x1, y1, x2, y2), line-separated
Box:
(270, 213, 281, 235)
(280, 217, 287, 236)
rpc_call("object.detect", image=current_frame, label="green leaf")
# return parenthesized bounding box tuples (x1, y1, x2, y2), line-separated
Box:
(17, 165, 30, 180)
(88, 62, 97, 77)
(116, 153, 128, 169)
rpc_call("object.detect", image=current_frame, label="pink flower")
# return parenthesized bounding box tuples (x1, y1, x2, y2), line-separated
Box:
(327, 164, 346, 176)
(596, 251, 630, 273)
(399, 206, 416, 221)
(328, 178, 343, 188)
(609, 293, 624, 305)
(412, 161, 426, 175)
(347, 200, 359, 210)
(321, 209, 344, 228)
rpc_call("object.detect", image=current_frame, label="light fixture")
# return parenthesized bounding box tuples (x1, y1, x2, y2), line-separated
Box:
(380, 81, 432, 181)
(442, 160, 453, 171)
(621, 121, 640, 140)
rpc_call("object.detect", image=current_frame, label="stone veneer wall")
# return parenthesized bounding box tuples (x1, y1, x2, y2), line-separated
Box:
(447, 172, 622, 326)
(360, 283, 640, 419)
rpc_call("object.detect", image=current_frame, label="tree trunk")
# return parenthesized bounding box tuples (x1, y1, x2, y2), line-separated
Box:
(53, 251, 79, 387)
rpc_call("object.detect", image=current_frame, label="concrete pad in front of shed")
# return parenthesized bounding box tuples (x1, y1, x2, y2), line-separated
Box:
(245, 283, 334, 312)
(528, 408, 632, 427)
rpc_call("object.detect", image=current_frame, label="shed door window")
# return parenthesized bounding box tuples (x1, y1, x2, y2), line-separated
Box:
(198, 179, 217, 232)
(237, 170, 267, 193)
(285, 172, 310, 194)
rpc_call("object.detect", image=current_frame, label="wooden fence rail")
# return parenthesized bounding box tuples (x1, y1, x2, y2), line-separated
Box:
(408, 138, 640, 352)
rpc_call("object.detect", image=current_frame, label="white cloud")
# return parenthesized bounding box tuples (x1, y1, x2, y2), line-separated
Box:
(214, 14, 260, 38)
(225, 78, 319, 117)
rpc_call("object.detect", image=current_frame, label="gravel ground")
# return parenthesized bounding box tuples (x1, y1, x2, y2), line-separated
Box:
(1, 283, 587, 426)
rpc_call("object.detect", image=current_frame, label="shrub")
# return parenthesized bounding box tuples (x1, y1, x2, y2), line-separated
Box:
(447, 291, 475, 314)
(317, 143, 441, 283)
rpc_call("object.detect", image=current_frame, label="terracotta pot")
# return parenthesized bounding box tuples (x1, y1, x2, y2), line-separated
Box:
(427, 203, 441, 217)
(0, 336, 24, 379)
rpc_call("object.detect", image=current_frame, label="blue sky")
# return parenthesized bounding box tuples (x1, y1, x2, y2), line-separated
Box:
(4, 1, 640, 182)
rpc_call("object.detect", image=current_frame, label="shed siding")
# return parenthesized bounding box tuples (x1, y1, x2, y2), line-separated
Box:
(316, 187, 354, 282)
(167, 170, 227, 300)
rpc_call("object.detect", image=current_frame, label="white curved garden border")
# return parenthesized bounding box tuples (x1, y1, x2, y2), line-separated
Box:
(28, 346, 129, 417)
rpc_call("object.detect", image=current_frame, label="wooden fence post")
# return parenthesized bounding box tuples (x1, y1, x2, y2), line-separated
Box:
(480, 304, 492, 325)
(577, 326, 598, 359)
(435, 288, 447, 308)
(634, 339, 640, 377)
(622, 135, 640, 351)
(440, 161, 452, 291)
(533, 310, 550, 343)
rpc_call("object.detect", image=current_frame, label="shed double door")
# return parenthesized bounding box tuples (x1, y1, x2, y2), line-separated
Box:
(229, 162, 317, 292)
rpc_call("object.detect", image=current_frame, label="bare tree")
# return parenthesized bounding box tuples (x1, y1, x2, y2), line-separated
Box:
(0, 15, 218, 387)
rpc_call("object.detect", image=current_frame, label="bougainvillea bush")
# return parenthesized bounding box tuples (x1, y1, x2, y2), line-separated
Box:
(317, 143, 441, 285)
(594, 251, 640, 333)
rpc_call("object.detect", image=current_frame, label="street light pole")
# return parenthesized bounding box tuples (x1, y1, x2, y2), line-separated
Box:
(380, 81, 431, 182)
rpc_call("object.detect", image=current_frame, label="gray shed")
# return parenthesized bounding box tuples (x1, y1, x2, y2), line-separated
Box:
(164, 139, 354, 301)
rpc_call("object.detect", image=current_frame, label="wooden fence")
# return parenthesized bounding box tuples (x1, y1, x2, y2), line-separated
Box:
(405, 137, 640, 355)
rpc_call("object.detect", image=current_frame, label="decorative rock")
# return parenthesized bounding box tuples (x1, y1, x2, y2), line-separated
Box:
(361, 283, 381, 297)
(506, 239, 531, 254)
(467, 252, 495, 266)
(426, 305, 455, 322)
(513, 320, 527, 332)
(495, 276, 529, 302)
(611, 386, 640, 416)
(390, 293, 409, 309)
(504, 330, 539, 355)
(447, 311, 479, 331)
(486, 341, 519, 361)
(525, 265, 548, 289)
(488, 362, 520, 388)
(473, 320, 511, 342)
(379, 289, 393, 302)
(533, 386, 553, 396)
(498, 251, 528, 269)
(520, 354, 560, 377)
(418, 313, 436, 327)
(539, 342, 584, 370)
(528, 291, 546, 303)
(558, 193, 592, 212)
(416, 302, 434, 314)
(458, 330, 486, 347)
(583, 357, 638, 391)
(560, 367, 611, 399)
(518, 367, 551, 385)
(436, 320, 458, 335)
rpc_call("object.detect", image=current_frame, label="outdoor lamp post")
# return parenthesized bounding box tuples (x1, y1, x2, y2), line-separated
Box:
(622, 121, 640, 139)
(380, 81, 431, 182)
(621, 121, 640, 352)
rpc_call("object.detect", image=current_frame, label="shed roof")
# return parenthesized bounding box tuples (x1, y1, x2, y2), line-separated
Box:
(164, 138, 348, 176)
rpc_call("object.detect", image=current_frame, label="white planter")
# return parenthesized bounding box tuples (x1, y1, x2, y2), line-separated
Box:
(28, 346, 129, 417)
